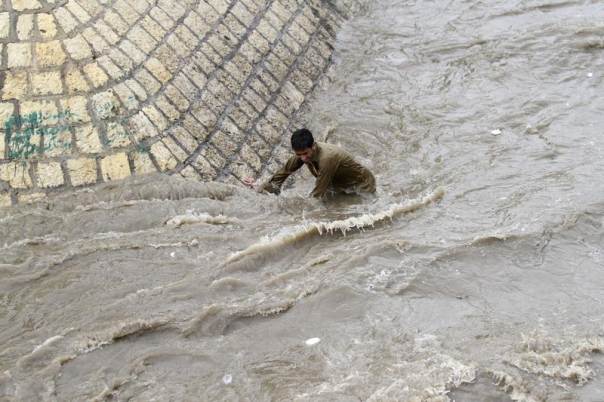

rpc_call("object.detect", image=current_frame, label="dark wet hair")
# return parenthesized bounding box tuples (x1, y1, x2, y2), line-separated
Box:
(291, 128, 314, 150)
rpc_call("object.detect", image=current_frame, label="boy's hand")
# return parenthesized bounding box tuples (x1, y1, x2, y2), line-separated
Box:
(243, 177, 256, 188)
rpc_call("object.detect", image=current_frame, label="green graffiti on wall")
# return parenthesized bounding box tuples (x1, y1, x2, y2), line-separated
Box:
(3, 111, 73, 159)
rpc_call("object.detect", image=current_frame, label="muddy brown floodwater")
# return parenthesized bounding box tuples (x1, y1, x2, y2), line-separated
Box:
(2, 0, 604, 400)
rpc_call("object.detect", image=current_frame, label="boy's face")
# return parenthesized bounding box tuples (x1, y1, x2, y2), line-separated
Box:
(294, 146, 314, 163)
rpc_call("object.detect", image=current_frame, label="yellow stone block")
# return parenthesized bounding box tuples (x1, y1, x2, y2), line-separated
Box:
(20, 100, 59, 125)
(120, 40, 145, 64)
(0, 103, 15, 124)
(155, 95, 180, 121)
(61, 96, 91, 123)
(142, 105, 167, 131)
(75, 124, 103, 153)
(44, 129, 72, 157)
(132, 151, 156, 174)
(100, 152, 130, 181)
(179, 165, 200, 179)
(150, 6, 174, 30)
(91, 90, 120, 120)
(11, 0, 43, 12)
(0, 192, 11, 208)
(54, 7, 78, 33)
(83, 62, 109, 88)
(0, 162, 33, 189)
(128, 26, 157, 53)
(150, 141, 177, 171)
(153, 43, 181, 74)
(145, 57, 172, 83)
(0, 13, 9, 39)
(172, 126, 198, 152)
(31, 71, 63, 95)
(113, 83, 138, 110)
(67, 157, 97, 186)
(37, 13, 58, 39)
(165, 84, 190, 112)
(141, 15, 166, 40)
(65, 0, 91, 23)
(95, 20, 119, 45)
(36, 161, 64, 188)
(129, 112, 159, 141)
(191, 154, 216, 179)
(162, 136, 187, 161)
(17, 14, 34, 40)
(106, 122, 131, 148)
(35, 41, 66, 66)
(7, 43, 32, 68)
(65, 66, 90, 93)
(83, 28, 109, 54)
(97, 56, 122, 79)
(2, 71, 27, 100)
(104, 11, 129, 35)
(63, 34, 93, 60)
(125, 79, 148, 101)
(174, 25, 198, 51)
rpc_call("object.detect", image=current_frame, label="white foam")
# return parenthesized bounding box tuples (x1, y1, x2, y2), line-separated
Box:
(31, 335, 63, 354)
(166, 212, 239, 227)
(365, 352, 475, 402)
(227, 188, 444, 264)
(508, 333, 604, 385)
(76, 319, 168, 354)
(490, 370, 540, 402)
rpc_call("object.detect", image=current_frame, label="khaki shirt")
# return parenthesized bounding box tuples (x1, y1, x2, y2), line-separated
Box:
(262, 142, 376, 197)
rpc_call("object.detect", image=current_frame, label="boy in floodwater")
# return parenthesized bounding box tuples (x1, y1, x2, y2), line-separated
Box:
(243, 128, 376, 198)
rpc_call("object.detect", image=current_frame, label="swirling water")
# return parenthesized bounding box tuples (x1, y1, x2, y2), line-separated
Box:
(2, 0, 604, 400)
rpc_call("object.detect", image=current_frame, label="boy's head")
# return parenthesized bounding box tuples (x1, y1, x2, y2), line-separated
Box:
(291, 129, 315, 162)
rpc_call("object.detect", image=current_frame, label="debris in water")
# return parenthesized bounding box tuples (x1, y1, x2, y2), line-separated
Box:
(305, 337, 321, 346)
(222, 374, 232, 385)
(170, 252, 176, 258)
(587, 72, 593, 77)
(490, 129, 502, 135)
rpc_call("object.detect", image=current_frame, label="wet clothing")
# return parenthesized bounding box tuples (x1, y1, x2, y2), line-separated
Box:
(262, 142, 376, 198)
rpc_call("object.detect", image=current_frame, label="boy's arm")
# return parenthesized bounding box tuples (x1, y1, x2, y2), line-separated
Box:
(261, 155, 304, 194)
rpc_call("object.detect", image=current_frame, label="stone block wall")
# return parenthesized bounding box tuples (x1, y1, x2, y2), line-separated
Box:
(0, 0, 353, 206)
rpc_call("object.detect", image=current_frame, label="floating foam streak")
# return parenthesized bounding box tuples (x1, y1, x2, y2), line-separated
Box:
(74, 319, 171, 354)
(166, 212, 239, 227)
(227, 188, 444, 264)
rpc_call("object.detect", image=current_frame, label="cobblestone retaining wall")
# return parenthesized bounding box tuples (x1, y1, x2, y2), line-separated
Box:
(0, 0, 354, 206)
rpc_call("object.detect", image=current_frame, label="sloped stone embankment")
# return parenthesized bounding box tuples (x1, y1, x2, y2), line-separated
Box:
(0, 0, 354, 205)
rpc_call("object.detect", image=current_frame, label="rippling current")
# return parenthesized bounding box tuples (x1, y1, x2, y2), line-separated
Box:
(2, 0, 604, 400)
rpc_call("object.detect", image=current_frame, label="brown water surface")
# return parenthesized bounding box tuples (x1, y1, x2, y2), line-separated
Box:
(2, 0, 604, 400)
